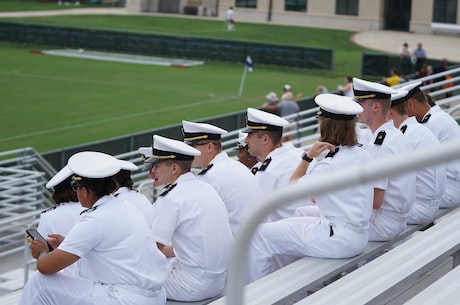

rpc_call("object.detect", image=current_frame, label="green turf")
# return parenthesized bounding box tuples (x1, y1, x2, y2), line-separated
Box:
(0, 13, 372, 77)
(0, 3, 382, 153)
(0, 42, 348, 152)
(0, 1, 98, 11)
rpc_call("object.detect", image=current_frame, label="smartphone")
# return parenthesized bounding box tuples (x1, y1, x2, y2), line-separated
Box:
(26, 229, 53, 252)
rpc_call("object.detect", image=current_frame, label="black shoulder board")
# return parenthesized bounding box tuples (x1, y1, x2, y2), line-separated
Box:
(420, 113, 431, 124)
(159, 183, 177, 197)
(374, 130, 386, 145)
(80, 206, 97, 215)
(41, 206, 57, 214)
(198, 164, 214, 176)
(258, 157, 272, 172)
(400, 124, 407, 134)
(325, 147, 340, 158)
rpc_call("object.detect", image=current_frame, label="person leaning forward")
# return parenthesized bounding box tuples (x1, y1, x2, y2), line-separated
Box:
(388, 89, 446, 224)
(402, 81, 460, 208)
(20, 151, 167, 305)
(146, 135, 233, 302)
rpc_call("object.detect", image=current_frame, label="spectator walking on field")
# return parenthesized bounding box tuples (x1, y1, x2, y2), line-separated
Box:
(226, 6, 235, 31)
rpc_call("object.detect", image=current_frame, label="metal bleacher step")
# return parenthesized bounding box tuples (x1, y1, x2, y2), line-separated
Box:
(0, 290, 22, 305)
(0, 268, 32, 292)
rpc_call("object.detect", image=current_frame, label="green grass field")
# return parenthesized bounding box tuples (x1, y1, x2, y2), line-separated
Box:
(0, 1, 98, 11)
(0, 1, 380, 153)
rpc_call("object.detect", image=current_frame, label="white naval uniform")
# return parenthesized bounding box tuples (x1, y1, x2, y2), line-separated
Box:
(252, 144, 304, 221)
(247, 145, 373, 282)
(19, 195, 167, 305)
(421, 105, 460, 208)
(114, 186, 155, 226)
(399, 117, 446, 224)
(367, 121, 416, 242)
(37, 201, 84, 238)
(37, 201, 84, 276)
(356, 124, 373, 150)
(197, 151, 262, 236)
(151, 172, 233, 302)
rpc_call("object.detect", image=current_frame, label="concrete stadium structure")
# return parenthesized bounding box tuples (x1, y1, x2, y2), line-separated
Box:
(126, 0, 460, 35)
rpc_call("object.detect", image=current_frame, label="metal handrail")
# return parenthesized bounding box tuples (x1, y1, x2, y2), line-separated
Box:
(225, 140, 460, 305)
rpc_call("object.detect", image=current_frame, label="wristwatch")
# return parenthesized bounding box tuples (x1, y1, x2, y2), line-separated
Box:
(302, 152, 313, 163)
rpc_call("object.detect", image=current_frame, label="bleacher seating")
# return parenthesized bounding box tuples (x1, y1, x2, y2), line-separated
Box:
(0, 67, 459, 305)
(208, 208, 457, 305)
(292, 207, 460, 305)
(403, 264, 460, 304)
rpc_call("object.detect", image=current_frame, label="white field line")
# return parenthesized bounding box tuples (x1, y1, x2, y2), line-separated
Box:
(1, 96, 238, 142)
(41, 49, 204, 67)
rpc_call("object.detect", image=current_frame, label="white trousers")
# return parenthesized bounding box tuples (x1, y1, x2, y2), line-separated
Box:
(440, 177, 460, 208)
(164, 259, 225, 302)
(368, 209, 407, 242)
(407, 198, 440, 225)
(247, 217, 368, 283)
(19, 271, 166, 305)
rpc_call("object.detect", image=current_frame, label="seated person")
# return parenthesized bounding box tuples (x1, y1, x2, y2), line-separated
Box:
(20, 151, 167, 305)
(147, 135, 233, 302)
(246, 94, 373, 283)
(383, 68, 400, 87)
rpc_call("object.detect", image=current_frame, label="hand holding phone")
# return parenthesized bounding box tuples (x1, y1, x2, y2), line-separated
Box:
(26, 229, 54, 252)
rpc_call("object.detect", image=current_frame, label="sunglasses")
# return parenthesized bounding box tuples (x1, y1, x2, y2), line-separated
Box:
(192, 142, 210, 147)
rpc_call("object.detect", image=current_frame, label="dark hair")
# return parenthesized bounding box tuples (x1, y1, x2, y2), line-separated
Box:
(391, 102, 407, 116)
(319, 117, 358, 146)
(113, 169, 133, 189)
(425, 93, 436, 107)
(255, 130, 283, 144)
(412, 91, 428, 104)
(79, 177, 116, 198)
(52, 177, 78, 204)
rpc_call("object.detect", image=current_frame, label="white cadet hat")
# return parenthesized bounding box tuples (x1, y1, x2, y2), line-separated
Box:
(138, 146, 152, 159)
(315, 94, 363, 120)
(118, 159, 138, 171)
(182, 120, 228, 145)
(283, 84, 291, 91)
(242, 107, 289, 133)
(400, 81, 422, 100)
(46, 165, 73, 189)
(352, 77, 397, 102)
(233, 130, 248, 150)
(265, 92, 278, 103)
(138, 146, 153, 171)
(146, 134, 201, 165)
(68, 151, 121, 179)
(390, 89, 409, 106)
